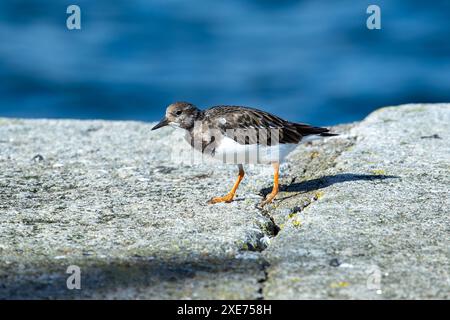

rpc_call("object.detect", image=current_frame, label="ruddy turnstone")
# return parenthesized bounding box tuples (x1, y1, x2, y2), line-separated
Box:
(152, 102, 337, 207)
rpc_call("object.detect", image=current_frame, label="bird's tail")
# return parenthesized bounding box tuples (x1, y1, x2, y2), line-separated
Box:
(293, 123, 338, 137)
(318, 132, 339, 137)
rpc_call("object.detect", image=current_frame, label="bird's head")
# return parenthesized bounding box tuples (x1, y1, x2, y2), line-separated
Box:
(152, 102, 201, 131)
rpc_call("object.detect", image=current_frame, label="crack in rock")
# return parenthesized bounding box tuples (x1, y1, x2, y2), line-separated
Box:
(254, 126, 357, 300)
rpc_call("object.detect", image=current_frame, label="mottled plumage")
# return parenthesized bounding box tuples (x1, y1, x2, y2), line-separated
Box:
(201, 105, 335, 146)
(152, 101, 337, 206)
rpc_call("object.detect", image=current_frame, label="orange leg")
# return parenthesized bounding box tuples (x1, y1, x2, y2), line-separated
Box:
(260, 162, 280, 207)
(209, 165, 245, 204)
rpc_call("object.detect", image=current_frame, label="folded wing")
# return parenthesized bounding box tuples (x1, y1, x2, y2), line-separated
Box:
(205, 106, 335, 145)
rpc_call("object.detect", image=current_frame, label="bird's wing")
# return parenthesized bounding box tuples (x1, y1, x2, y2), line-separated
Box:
(205, 106, 303, 145)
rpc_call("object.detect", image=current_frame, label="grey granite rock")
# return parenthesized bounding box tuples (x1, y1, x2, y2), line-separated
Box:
(0, 119, 274, 299)
(262, 103, 450, 299)
(0, 103, 448, 299)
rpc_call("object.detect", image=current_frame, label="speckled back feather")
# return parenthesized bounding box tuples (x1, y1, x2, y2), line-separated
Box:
(202, 105, 334, 146)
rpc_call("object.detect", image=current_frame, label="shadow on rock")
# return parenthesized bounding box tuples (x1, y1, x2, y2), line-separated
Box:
(260, 173, 399, 196)
(0, 255, 268, 299)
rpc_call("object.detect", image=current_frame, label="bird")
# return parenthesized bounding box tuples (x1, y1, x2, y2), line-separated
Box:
(152, 102, 337, 207)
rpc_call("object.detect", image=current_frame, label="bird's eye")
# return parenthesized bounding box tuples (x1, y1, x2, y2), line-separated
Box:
(175, 110, 182, 116)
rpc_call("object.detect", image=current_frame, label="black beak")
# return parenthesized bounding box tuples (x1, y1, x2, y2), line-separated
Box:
(151, 117, 169, 130)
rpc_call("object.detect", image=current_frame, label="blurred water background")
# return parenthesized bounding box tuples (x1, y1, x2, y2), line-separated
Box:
(1, 0, 449, 125)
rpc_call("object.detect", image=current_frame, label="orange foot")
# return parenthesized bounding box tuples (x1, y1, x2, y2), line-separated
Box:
(259, 190, 278, 207)
(208, 165, 245, 205)
(208, 193, 235, 204)
(259, 162, 280, 208)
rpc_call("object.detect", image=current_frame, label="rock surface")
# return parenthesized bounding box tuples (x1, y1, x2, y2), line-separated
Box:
(0, 103, 448, 299)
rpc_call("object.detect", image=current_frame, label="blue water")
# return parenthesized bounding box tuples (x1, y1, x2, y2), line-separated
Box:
(1, 0, 450, 125)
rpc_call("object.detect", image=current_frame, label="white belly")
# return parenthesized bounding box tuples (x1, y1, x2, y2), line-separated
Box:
(213, 137, 298, 164)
